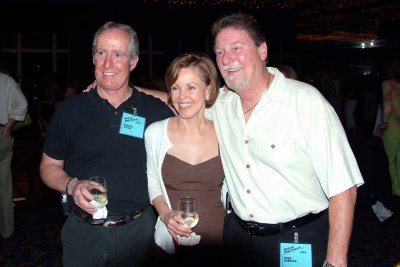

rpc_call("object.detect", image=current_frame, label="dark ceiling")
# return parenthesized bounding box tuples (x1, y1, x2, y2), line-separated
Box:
(145, 0, 400, 42)
(2, 0, 400, 43)
(1, 0, 399, 90)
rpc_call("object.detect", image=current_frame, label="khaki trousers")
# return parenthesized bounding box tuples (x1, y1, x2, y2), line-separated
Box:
(0, 128, 14, 238)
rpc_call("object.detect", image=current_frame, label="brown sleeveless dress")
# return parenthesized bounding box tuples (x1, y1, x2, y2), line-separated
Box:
(162, 153, 225, 249)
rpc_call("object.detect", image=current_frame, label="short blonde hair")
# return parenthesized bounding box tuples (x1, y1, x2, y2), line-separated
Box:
(165, 53, 220, 108)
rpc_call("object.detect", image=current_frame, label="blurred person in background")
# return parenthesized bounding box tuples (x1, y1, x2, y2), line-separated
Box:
(0, 66, 28, 239)
(380, 59, 400, 197)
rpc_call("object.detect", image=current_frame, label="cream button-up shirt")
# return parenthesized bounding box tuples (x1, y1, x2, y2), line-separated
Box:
(207, 67, 364, 224)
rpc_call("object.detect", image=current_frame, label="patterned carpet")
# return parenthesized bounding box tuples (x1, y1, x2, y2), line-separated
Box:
(0, 202, 64, 267)
(349, 203, 400, 267)
(0, 199, 399, 266)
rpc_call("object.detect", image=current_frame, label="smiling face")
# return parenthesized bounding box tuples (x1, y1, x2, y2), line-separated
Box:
(93, 28, 138, 92)
(170, 67, 210, 119)
(214, 27, 267, 93)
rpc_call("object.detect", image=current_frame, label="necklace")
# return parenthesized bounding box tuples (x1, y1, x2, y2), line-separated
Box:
(243, 75, 273, 114)
(244, 97, 262, 113)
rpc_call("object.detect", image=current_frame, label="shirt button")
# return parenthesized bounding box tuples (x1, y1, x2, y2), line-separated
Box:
(271, 144, 275, 149)
(246, 164, 250, 168)
(246, 189, 251, 194)
(115, 111, 118, 115)
(249, 214, 254, 218)
(245, 140, 249, 144)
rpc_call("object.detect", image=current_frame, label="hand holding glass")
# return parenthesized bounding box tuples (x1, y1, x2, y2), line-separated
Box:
(178, 197, 199, 228)
(89, 176, 108, 207)
(85, 177, 108, 224)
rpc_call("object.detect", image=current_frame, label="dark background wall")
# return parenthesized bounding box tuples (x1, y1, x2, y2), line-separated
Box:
(1, 0, 399, 87)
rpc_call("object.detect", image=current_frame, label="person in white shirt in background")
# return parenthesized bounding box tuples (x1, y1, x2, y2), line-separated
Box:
(0, 67, 28, 239)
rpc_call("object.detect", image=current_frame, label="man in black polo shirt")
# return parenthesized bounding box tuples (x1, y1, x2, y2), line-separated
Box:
(39, 21, 173, 266)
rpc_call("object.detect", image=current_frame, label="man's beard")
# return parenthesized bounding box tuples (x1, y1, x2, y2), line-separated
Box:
(225, 74, 247, 92)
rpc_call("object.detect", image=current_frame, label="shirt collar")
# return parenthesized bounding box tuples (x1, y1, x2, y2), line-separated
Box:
(219, 67, 290, 106)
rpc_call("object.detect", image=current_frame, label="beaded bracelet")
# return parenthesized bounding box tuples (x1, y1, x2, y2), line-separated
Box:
(322, 260, 336, 267)
(65, 177, 77, 195)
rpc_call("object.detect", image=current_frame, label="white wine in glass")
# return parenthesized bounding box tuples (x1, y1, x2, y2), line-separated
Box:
(89, 176, 108, 207)
(178, 197, 199, 228)
(86, 176, 108, 225)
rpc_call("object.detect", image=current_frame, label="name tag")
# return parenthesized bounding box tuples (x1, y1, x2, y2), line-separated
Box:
(119, 112, 145, 138)
(280, 243, 312, 267)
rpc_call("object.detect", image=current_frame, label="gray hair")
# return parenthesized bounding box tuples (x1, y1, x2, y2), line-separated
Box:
(92, 21, 139, 62)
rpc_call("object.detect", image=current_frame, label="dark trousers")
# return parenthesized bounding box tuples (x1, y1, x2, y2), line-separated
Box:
(355, 136, 397, 211)
(223, 211, 329, 267)
(61, 206, 156, 267)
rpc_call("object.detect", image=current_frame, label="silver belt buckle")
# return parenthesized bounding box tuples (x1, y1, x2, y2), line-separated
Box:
(247, 222, 259, 236)
(133, 212, 142, 219)
(103, 220, 117, 228)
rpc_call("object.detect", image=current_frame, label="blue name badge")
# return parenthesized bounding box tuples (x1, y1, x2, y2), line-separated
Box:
(280, 243, 312, 267)
(119, 112, 145, 139)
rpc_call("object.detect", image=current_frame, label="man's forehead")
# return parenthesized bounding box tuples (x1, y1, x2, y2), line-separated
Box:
(215, 29, 252, 46)
(98, 29, 129, 42)
(97, 33, 130, 49)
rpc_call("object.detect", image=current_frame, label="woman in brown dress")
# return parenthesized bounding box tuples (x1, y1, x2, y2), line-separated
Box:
(145, 52, 225, 265)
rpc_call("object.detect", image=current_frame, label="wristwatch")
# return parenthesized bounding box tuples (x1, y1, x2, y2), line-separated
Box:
(322, 260, 335, 267)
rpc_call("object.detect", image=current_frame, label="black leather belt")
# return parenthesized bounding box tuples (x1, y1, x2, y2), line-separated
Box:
(73, 206, 147, 229)
(234, 209, 327, 237)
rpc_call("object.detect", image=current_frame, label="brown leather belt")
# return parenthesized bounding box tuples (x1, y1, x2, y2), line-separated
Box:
(234, 209, 327, 237)
(73, 206, 147, 229)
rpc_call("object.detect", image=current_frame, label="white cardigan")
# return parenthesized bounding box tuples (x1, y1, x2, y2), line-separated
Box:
(145, 118, 175, 253)
(145, 117, 228, 253)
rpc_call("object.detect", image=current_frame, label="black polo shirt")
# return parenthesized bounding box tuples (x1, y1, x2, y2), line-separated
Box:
(43, 88, 174, 215)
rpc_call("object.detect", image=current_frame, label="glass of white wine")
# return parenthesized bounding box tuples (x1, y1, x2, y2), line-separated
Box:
(178, 197, 199, 228)
(87, 176, 108, 224)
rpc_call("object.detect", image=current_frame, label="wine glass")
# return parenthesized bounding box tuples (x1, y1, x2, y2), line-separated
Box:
(89, 176, 108, 207)
(86, 176, 108, 224)
(178, 197, 199, 228)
